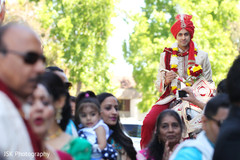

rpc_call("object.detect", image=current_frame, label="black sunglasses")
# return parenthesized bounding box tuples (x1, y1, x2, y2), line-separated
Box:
(206, 115, 224, 127)
(1, 49, 46, 64)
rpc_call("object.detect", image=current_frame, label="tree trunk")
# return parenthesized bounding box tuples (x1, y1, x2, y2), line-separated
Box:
(76, 81, 82, 95)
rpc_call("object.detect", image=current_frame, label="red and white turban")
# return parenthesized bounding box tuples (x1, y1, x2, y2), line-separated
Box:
(171, 14, 196, 66)
(170, 14, 195, 39)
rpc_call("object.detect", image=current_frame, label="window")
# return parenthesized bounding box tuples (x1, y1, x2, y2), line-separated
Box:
(122, 124, 142, 138)
(118, 99, 130, 111)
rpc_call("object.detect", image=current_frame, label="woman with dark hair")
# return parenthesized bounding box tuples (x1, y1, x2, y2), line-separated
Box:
(75, 91, 117, 160)
(46, 66, 78, 137)
(31, 72, 92, 160)
(28, 72, 72, 160)
(45, 66, 73, 132)
(137, 109, 183, 160)
(97, 92, 137, 160)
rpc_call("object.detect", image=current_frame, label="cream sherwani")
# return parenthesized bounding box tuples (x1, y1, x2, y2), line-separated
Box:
(155, 42, 212, 95)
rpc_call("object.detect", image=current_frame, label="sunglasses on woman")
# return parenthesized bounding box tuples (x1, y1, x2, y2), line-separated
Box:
(1, 49, 46, 64)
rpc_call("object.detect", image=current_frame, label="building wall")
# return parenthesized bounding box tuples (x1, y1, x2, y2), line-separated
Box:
(119, 98, 147, 121)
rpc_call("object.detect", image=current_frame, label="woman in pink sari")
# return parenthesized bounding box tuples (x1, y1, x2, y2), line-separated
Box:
(137, 110, 183, 160)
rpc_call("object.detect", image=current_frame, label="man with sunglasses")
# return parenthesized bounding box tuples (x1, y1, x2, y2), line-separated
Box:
(170, 94, 230, 160)
(0, 23, 45, 160)
(213, 56, 240, 160)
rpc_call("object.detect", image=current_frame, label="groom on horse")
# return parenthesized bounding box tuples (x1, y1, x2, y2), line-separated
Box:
(141, 14, 213, 149)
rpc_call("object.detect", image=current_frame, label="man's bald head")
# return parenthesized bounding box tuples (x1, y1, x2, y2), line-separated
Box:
(0, 22, 41, 51)
(0, 22, 45, 102)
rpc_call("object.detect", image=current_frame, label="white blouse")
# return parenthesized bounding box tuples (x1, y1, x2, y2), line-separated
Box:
(79, 119, 109, 145)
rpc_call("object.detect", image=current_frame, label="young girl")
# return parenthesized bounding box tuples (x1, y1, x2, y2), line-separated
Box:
(75, 91, 117, 160)
(30, 71, 92, 160)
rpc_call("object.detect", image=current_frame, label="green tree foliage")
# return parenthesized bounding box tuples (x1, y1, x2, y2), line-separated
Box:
(123, 0, 240, 112)
(230, 19, 240, 54)
(29, 0, 116, 95)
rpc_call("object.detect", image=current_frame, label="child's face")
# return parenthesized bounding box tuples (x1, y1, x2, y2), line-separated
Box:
(79, 106, 100, 128)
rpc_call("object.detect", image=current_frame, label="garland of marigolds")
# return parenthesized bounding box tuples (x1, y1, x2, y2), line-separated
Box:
(169, 47, 203, 95)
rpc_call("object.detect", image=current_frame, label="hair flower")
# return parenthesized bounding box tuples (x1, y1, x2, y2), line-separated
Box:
(85, 93, 89, 98)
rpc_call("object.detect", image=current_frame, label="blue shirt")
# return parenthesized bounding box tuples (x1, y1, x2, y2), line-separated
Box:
(174, 147, 202, 160)
(65, 119, 77, 136)
(174, 135, 214, 160)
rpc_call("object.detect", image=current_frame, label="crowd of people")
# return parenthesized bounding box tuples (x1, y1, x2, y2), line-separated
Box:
(0, 2, 239, 160)
(0, 22, 137, 160)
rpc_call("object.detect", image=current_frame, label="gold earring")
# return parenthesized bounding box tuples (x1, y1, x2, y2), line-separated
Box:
(56, 108, 62, 123)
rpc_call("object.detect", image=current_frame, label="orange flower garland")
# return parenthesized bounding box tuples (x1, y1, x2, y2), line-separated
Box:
(187, 64, 203, 77)
(170, 47, 200, 95)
